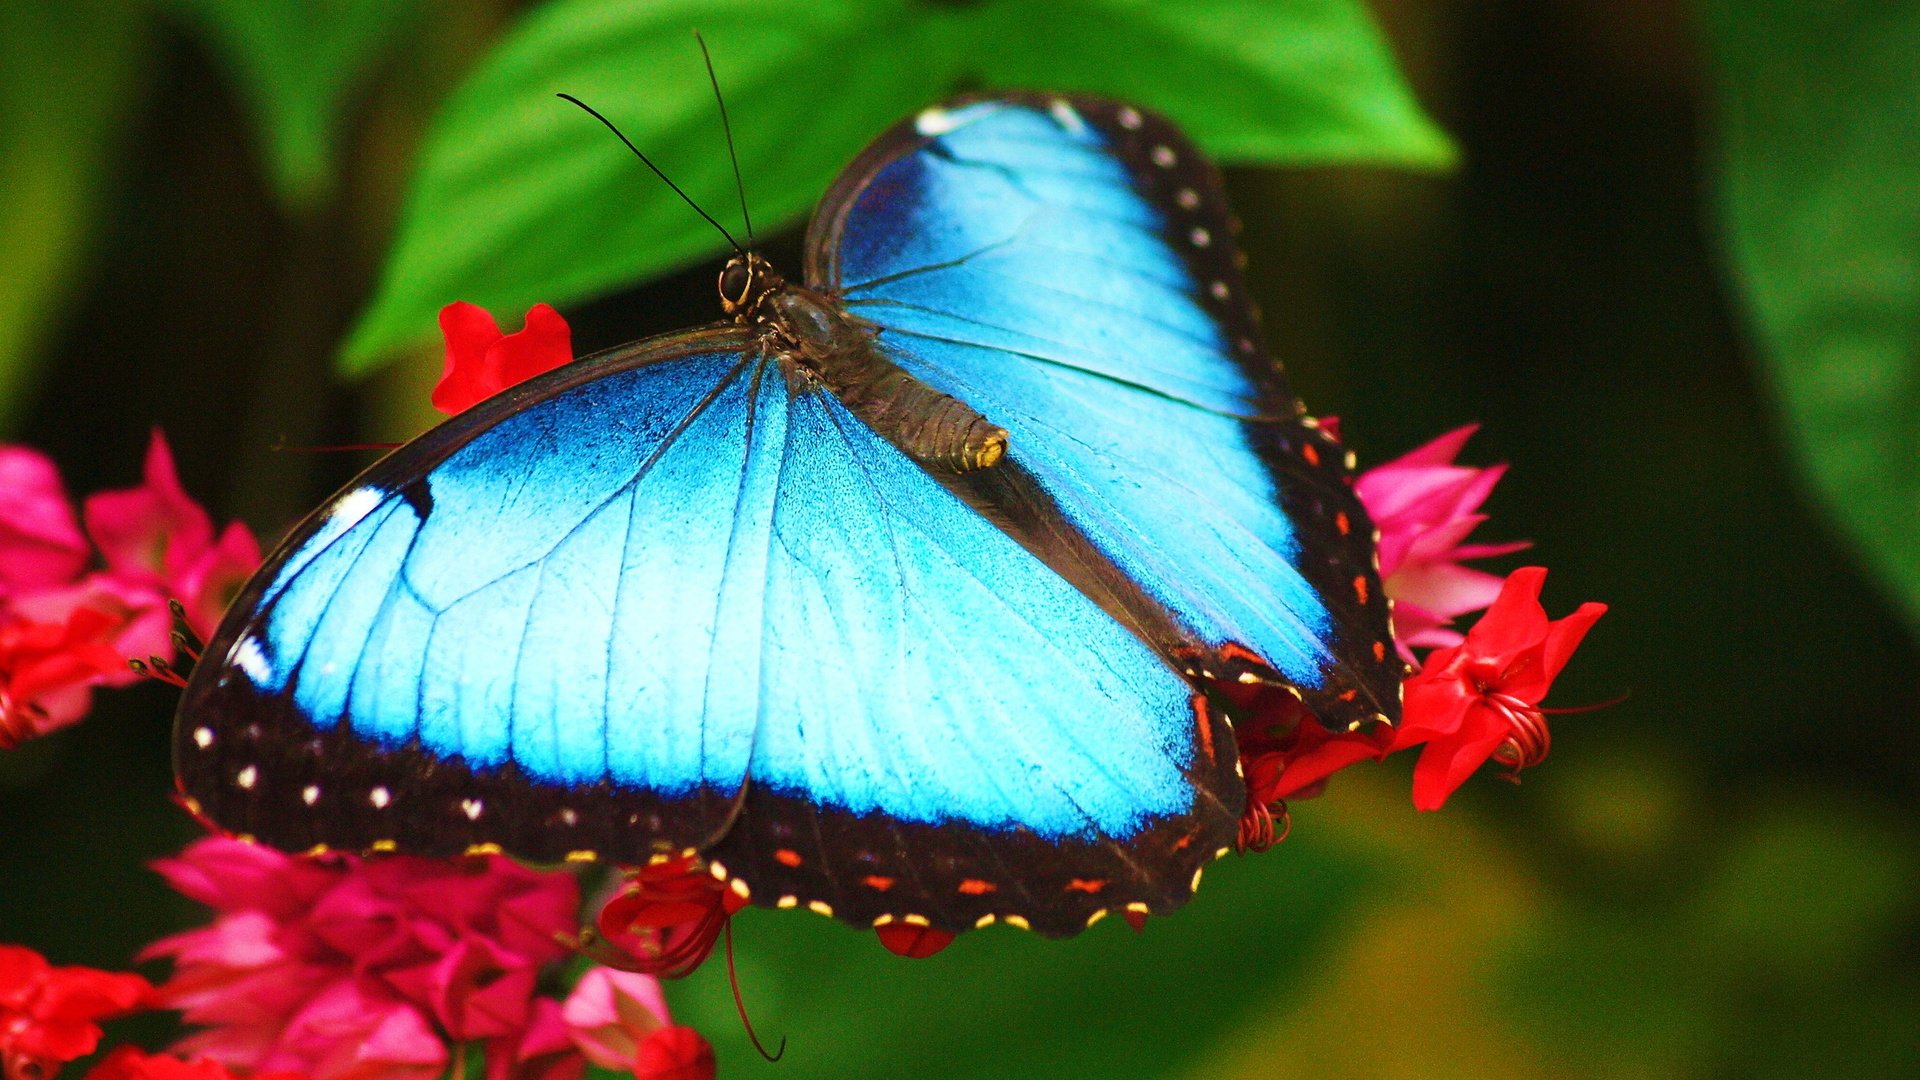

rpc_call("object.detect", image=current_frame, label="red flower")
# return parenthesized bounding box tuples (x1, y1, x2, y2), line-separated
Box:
(83, 1048, 304, 1080)
(593, 858, 744, 980)
(432, 303, 573, 415)
(145, 838, 580, 1080)
(629, 1028, 713, 1080)
(1354, 425, 1528, 661)
(0, 944, 151, 1080)
(873, 925, 954, 959)
(0, 609, 129, 749)
(1393, 567, 1606, 810)
(1227, 690, 1390, 851)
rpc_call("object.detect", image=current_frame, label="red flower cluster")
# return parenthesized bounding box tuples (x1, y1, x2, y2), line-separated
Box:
(0, 945, 150, 1080)
(0, 435, 258, 747)
(84, 1049, 302, 1080)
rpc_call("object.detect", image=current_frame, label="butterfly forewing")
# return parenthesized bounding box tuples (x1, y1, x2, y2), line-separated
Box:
(807, 93, 1404, 732)
(177, 327, 1238, 934)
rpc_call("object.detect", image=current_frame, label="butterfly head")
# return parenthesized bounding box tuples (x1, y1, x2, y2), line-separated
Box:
(718, 252, 781, 319)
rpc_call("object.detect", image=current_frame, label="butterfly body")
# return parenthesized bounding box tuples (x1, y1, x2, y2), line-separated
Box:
(720, 251, 1008, 472)
(176, 93, 1399, 938)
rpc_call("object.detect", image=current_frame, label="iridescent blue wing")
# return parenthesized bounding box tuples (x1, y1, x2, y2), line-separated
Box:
(806, 94, 1403, 730)
(175, 330, 1238, 936)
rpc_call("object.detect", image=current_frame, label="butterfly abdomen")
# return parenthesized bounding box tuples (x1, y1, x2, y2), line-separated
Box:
(749, 274, 1006, 472)
(808, 348, 1007, 472)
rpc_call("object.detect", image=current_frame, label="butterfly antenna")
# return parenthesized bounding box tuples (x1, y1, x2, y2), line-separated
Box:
(693, 30, 754, 248)
(555, 93, 743, 253)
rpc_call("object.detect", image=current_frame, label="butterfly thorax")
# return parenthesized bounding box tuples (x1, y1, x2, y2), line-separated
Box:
(719, 253, 1007, 472)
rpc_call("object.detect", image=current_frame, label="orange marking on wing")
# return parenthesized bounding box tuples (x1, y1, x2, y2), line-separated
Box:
(1065, 878, 1107, 894)
(773, 849, 803, 868)
(1302, 442, 1321, 467)
(1373, 641, 1387, 662)
(1173, 831, 1195, 851)
(1336, 511, 1351, 536)
(1192, 695, 1216, 764)
(1353, 575, 1370, 605)
(1219, 642, 1266, 665)
(1338, 689, 1358, 702)
(862, 875, 896, 892)
(958, 878, 998, 896)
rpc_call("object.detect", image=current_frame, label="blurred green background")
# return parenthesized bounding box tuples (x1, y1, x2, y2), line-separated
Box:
(2, 1, 1916, 1077)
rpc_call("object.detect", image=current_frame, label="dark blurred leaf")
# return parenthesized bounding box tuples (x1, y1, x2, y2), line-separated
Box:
(1703, 1, 1920, 639)
(342, 0, 1451, 373)
(169, 0, 422, 211)
(666, 822, 1378, 1079)
(0, 2, 152, 430)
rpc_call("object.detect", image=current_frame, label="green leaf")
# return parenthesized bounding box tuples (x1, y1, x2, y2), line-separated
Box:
(1703, 1, 1920, 638)
(972, 0, 1454, 167)
(343, 0, 1450, 372)
(0, 1, 152, 430)
(169, 0, 423, 211)
(341, 0, 962, 373)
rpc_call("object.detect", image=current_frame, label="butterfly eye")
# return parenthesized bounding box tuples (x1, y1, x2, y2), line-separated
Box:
(720, 260, 753, 307)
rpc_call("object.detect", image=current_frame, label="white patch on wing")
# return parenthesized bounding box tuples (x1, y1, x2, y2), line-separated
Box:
(915, 106, 960, 136)
(330, 485, 385, 530)
(1048, 99, 1087, 136)
(233, 636, 273, 685)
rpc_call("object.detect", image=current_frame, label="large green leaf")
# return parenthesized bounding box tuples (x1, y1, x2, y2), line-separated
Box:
(341, 0, 1451, 372)
(169, 0, 423, 211)
(0, 2, 152, 429)
(973, 0, 1454, 165)
(1703, 1, 1920, 638)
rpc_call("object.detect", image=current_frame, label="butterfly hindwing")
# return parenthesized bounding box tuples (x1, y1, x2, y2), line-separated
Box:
(808, 94, 1404, 730)
(177, 330, 1238, 933)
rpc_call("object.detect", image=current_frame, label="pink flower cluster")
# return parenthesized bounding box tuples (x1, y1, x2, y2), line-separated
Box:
(0, 434, 259, 747)
(145, 839, 710, 1080)
(1355, 424, 1530, 661)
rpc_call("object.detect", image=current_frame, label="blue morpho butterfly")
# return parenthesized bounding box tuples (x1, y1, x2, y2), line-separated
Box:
(174, 93, 1402, 940)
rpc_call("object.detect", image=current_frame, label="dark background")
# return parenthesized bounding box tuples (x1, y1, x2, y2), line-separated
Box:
(3, 2, 1915, 1077)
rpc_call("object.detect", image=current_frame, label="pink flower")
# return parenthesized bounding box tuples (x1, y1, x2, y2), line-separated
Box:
(0, 433, 263, 747)
(490, 999, 584, 1080)
(146, 838, 581, 1080)
(0, 449, 89, 593)
(1355, 425, 1528, 661)
(433, 303, 573, 415)
(0, 944, 152, 1080)
(1393, 567, 1606, 810)
(560, 971, 714, 1080)
(82, 431, 214, 589)
(560, 968, 671, 1070)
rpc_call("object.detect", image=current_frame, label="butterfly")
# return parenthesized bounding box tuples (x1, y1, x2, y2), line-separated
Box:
(174, 93, 1401, 939)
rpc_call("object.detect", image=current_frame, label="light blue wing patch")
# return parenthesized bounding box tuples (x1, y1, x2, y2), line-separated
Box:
(831, 99, 1336, 686)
